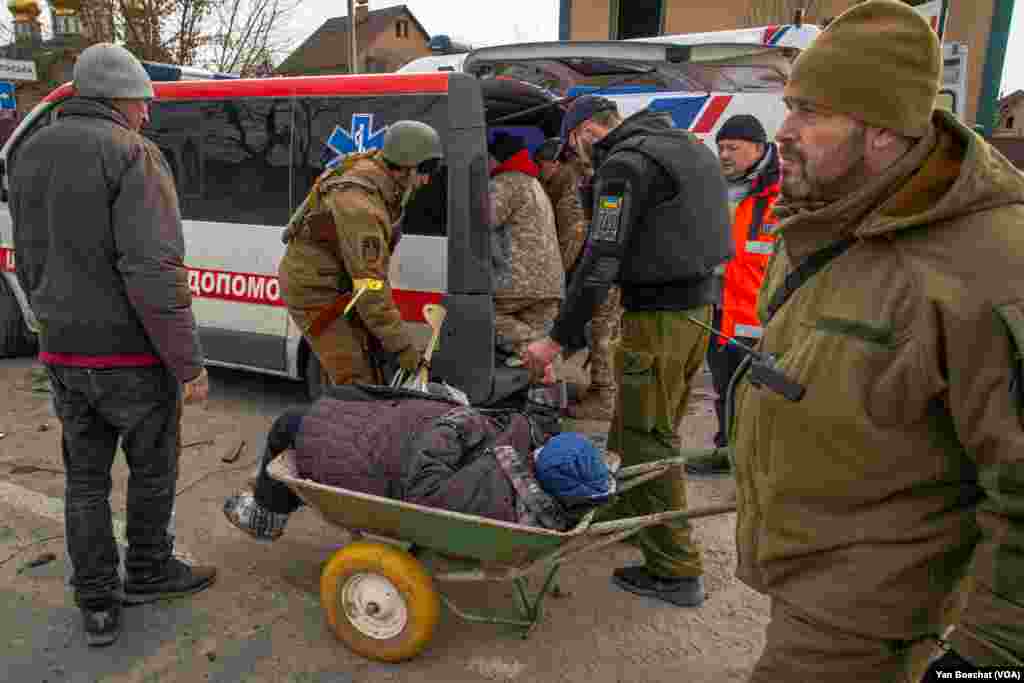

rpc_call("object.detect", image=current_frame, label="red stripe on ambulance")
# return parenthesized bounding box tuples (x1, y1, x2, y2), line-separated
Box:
(43, 73, 450, 104)
(1, 246, 14, 273)
(184, 265, 440, 322)
(692, 95, 733, 134)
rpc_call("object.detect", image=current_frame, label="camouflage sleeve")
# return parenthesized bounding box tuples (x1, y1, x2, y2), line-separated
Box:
(555, 185, 587, 271)
(490, 176, 522, 228)
(326, 186, 411, 354)
(944, 296, 1024, 667)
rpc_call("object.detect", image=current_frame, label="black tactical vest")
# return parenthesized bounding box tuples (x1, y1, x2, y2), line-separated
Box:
(611, 130, 733, 285)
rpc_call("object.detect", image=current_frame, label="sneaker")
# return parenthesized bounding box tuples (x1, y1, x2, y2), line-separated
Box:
(684, 450, 732, 478)
(611, 566, 705, 607)
(223, 492, 289, 541)
(568, 386, 615, 421)
(123, 557, 217, 605)
(82, 601, 123, 647)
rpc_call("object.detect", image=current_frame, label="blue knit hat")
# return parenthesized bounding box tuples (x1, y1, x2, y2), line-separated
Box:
(534, 433, 615, 507)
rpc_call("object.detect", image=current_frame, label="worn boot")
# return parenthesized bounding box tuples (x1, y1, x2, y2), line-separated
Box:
(81, 600, 123, 647)
(123, 557, 217, 605)
(223, 492, 290, 541)
(612, 566, 705, 607)
(568, 383, 616, 421)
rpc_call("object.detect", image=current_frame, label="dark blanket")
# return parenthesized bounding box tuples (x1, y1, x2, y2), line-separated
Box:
(294, 394, 539, 525)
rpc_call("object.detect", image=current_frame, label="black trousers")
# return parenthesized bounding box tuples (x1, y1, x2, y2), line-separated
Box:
(705, 308, 756, 448)
(46, 365, 181, 608)
(253, 407, 309, 514)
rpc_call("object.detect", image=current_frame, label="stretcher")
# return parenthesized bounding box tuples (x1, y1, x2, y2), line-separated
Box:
(267, 447, 735, 662)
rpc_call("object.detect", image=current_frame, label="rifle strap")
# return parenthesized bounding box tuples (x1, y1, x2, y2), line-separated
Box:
(763, 236, 857, 324)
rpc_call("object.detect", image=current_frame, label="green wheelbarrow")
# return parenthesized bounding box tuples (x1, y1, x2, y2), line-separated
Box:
(266, 447, 735, 663)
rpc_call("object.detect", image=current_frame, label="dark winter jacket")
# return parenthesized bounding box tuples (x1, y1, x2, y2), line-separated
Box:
(294, 394, 572, 529)
(8, 98, 202, 383)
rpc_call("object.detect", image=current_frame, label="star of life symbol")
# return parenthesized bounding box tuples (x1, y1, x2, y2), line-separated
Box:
(326, 113, 389, 158)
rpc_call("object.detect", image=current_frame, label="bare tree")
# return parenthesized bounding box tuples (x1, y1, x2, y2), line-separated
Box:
(742, 0, 826, 27)
(201, 0, 300, 76)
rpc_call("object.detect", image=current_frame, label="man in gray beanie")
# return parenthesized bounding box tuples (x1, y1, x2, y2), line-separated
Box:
(729, 1, 1024, 679)
(8, 43, 214, 647)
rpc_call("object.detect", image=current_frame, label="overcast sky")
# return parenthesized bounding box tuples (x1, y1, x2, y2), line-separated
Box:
(282, 0, 1023, 95)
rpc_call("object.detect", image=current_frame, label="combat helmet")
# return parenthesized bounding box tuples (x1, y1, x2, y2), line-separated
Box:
(74, 43, 154, 100)
(382, 120, 443, 168)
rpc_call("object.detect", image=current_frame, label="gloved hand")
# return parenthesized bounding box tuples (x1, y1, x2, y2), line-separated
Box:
(578, 177, 595, 221)
(396, 344, 424, 373)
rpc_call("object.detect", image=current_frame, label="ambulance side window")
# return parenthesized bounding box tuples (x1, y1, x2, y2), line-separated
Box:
(144, 98, 294, 226)
(198, 98, 293, 226)
(291, 95, 449, 236)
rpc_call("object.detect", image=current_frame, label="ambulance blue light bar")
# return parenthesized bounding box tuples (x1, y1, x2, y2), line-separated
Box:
(141, 61, 239, 82)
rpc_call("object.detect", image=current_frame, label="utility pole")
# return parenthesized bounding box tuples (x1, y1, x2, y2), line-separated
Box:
(348, 0, 358, 74)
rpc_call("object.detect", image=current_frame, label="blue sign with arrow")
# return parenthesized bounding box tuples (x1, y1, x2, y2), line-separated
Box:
(0, 82, 15, 110)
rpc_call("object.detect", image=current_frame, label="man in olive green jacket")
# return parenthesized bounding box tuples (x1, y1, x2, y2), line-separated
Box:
(731, 2, 1024, 680)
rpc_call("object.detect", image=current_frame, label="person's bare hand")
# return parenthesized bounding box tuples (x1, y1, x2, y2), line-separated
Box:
(182, 368, 209, 408)
(524, 337, 561, 376)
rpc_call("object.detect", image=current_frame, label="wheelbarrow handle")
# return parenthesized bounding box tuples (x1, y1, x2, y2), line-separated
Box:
(614, 448, 728, 480)
(586, 502, 737, 536)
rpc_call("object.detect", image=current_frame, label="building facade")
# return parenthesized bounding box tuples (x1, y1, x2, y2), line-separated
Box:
(559, 0, 1015, 131)
(276, 3, 433, 76)
(995, 90, 1024, 136)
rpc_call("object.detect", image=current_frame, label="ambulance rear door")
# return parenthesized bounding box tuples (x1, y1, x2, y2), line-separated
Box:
(462, 40, 794, 142)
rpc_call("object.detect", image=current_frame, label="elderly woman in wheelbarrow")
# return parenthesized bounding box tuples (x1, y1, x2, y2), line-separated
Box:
(224, 384, 615, 540)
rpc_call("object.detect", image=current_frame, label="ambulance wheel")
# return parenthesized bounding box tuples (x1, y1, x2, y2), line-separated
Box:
(0, 276, 37, 359)
(304, 348, 327, 401)
(320, 541, 440, 663)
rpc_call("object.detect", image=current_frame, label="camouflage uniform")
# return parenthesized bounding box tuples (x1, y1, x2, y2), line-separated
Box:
(543, 159, 622, 411)
(490, 167, 564, 359)
(278, 152, 412, 385)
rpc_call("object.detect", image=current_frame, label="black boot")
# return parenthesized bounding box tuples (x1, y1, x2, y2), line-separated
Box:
(81, 600, 123, 647)
(123, 557, 217, 605)
(612, 566, 705, 607)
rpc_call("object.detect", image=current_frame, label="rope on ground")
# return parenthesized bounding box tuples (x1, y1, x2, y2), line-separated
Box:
(174, 457, 256, 498)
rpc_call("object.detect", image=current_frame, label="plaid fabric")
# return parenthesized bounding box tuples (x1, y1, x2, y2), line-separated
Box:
(493, 444, 571, 530)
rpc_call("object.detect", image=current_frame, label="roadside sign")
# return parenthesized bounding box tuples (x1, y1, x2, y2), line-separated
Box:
(0, 58, 37, 82)
(0, 82, 15, 110)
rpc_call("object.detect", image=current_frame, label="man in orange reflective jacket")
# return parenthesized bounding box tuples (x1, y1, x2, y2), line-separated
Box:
(688, 114, 780, 477)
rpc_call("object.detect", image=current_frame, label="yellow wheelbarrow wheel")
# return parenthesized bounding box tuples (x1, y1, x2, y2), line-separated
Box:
(320, 541, 440, 662)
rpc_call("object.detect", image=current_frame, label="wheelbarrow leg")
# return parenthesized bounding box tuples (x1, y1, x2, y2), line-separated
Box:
(513, 564, 561, 639)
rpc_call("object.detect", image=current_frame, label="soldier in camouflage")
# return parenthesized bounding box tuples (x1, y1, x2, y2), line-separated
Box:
(278, 121, 443, 388)
(535, 139, 622, 420)
(488, 133, 564, 369)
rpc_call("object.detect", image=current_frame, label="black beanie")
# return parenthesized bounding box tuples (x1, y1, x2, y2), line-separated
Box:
(489, 132, 527, 163)
(715, 114, 767, 144)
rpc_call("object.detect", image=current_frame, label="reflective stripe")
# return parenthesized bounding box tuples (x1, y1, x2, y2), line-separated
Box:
(745, 240, 775, 255)
(734, 324, 764, 338)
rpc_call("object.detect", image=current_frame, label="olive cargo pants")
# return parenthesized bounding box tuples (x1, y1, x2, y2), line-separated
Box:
(750, 599, 947, 683)
(604, 306, 711, 579)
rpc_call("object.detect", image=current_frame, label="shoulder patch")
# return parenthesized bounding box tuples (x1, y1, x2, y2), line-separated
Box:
(592, 194, 624, 242)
